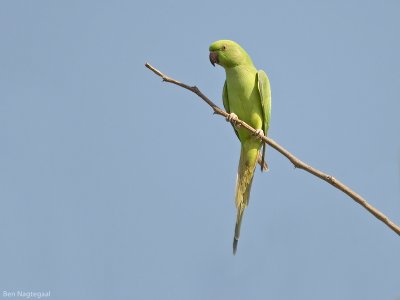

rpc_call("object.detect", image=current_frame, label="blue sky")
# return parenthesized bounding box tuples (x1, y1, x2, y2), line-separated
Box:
(1, 1, 399, 299)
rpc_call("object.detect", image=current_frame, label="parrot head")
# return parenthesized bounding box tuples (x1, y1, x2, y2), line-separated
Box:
(209, 40, 253, 69)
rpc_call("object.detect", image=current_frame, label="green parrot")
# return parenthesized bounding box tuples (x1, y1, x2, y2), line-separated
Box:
(209, 40, 271, 254)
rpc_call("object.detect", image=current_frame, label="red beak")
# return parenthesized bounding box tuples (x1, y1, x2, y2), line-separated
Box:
(209, 52, 219, 66)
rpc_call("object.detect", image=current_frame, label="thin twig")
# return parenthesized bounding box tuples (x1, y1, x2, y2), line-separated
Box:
(145, 62, 400, 237)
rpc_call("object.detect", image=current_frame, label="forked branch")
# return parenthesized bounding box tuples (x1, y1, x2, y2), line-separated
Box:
(145, 62, 400, 236)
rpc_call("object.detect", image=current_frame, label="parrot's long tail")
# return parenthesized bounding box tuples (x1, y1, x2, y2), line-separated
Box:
(233, 142, 259, 255)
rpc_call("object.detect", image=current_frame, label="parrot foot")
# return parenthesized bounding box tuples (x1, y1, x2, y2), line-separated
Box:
(226, 113, 239, 125)
(253, 129, 265, 141)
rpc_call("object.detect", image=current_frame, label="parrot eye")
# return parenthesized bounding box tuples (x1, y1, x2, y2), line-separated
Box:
(221, 45, 226, 51)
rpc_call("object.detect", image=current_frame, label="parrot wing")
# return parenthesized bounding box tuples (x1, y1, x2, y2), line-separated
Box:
(257, 70, 271, 171)
(223, 80, 239, 140)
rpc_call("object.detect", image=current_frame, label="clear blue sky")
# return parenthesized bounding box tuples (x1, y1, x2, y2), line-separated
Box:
(1, 1, 399, 299)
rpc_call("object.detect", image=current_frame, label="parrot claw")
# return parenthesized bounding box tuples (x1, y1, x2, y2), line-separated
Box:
(253, 129, 265, 140)
(226, 113, 239, 124)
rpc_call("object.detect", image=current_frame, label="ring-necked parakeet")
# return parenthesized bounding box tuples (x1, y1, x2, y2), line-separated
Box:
(209, 40, 271, 254)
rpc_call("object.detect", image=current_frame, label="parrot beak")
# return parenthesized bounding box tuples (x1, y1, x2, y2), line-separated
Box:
(209, 51, 219, 67)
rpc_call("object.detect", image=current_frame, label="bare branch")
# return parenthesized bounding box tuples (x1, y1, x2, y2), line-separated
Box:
(145, 62, 400, 237)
